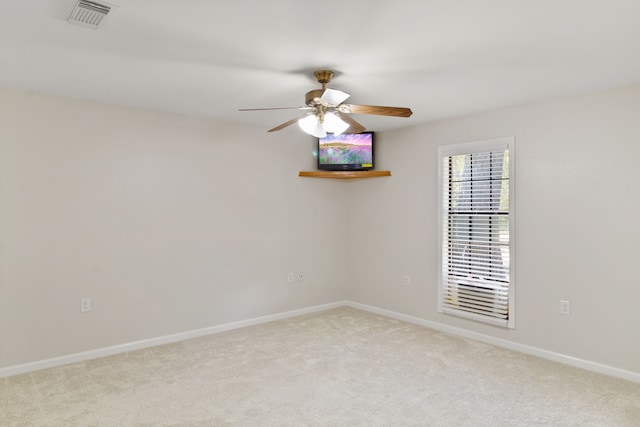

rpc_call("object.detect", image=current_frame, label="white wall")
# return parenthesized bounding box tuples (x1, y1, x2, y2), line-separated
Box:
(3, 83, 640, 377)
(0, 88, 350, 368)
(347, 84, 640, 374)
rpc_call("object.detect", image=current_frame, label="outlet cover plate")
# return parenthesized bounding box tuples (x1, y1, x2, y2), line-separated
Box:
(80, 297, 92, 312)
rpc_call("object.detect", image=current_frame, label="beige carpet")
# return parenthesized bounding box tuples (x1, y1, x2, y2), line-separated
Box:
(1, 307, 639, 426)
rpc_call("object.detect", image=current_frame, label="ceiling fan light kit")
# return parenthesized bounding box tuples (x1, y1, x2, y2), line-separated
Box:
(240, 70, 413, 136)
(298, 109, 350, 138)
(298, 114, 327, 138)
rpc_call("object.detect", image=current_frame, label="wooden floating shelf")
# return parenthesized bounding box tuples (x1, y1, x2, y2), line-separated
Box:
(298, 170, 391, 180)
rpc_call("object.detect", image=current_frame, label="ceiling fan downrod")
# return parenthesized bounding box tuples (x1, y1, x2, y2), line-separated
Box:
(305, 70, 335, 107)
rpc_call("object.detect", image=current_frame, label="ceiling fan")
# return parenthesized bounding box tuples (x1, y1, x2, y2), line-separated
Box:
(239, 70, 412, 137)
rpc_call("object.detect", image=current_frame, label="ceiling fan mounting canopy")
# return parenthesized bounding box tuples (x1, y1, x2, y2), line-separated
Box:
(239, 69, 412, 135)
(313, 70, 335, 85)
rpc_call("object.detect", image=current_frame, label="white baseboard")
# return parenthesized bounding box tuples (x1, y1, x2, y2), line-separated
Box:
(0, 301, 344, 379)
(345, 301, 640, 384)
(3, 300, 639, 384)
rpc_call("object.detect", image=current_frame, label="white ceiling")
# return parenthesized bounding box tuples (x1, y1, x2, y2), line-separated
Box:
(2, 0, 640, 132)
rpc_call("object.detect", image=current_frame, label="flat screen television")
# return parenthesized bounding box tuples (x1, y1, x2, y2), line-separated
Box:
(317, 132, 374, 171)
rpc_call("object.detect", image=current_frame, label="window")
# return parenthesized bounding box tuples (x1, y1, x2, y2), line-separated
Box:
(437, 137, 515, 328)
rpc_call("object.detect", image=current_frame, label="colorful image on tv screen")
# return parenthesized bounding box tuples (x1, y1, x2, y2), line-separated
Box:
(319, 133, 372, 165)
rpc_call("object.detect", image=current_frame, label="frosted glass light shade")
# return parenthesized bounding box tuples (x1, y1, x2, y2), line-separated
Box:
(298, 115, 326, 138)
(323, 112, 349, 135)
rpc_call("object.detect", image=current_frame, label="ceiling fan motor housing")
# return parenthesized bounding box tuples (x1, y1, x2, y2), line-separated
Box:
(305, 89, 324, 106)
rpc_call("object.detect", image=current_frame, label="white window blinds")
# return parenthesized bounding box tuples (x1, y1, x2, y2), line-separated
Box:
(438, 138, 515, 328)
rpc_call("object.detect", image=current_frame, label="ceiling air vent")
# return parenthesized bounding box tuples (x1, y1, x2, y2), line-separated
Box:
(67, 0, 112, 29)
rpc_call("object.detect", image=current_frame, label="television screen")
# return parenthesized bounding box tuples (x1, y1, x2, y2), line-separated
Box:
(317, 132, 374, 171)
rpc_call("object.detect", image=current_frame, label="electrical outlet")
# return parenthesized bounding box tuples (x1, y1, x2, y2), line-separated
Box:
(404, 275, 411, 286)
(560, 300, 571, 315)
(287, 272, 294, 283)
(299, 273, 305, 282)
(80, 297, 92, 313)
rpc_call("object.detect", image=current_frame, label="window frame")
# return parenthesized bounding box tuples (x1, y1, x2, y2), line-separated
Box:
(437, 137, 516, 328)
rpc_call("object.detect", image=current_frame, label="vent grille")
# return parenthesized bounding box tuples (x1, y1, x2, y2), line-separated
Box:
(68, 0, 112, 29)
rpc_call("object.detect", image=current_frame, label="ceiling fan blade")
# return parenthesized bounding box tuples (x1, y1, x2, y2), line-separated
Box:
(336, 112, 366, 134)
(267, 116, 308, 132)
(341, 104, 413, 118)
(320, 88, 350, 106)
(239, 106, 313, 112)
